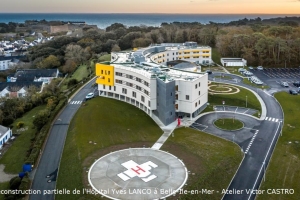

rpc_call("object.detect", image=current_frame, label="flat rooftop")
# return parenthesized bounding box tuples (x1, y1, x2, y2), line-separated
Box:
(88, 148, 188, 200)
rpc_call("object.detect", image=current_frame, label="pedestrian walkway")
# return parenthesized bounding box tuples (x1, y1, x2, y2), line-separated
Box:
(264, 117, 281, 123)
(151, 115, 178, 150)
(69, 100, 82, 105)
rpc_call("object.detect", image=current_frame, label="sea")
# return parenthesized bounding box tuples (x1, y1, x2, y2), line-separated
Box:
(0, 13, 300, 29)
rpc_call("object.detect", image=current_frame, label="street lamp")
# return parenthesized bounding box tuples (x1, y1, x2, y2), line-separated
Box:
(246, 95, 248, 108)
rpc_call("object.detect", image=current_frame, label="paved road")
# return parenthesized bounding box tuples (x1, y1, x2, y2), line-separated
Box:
(204, 74, 283, 200)
(29, 78, 96, 200)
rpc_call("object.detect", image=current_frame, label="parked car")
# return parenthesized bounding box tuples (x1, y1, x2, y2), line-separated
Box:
(85, 92, 94, 100)
(248, 66, 253, 70)
(293, 81, 300, 87)
(257, 66, 264, 70)
(280, 81, 289, 87)
(289, 89, 298, 95)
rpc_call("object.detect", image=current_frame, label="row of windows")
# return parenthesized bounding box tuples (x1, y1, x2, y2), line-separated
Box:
(123, 89, 148, 105)
(115, 72, 149, 87)
(115, 79, 149, 96)
(100, 70, 111, 75)
(195, 100, 201, 107)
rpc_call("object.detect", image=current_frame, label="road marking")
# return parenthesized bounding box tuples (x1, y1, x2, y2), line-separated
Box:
(272, 118, 275, 122)
(245, 130, 259, 154)
(70, 101, 82, 105)
(265, 117, 268, 120)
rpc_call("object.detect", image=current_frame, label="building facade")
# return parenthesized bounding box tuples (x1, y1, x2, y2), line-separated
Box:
(96, 42, 209, 125)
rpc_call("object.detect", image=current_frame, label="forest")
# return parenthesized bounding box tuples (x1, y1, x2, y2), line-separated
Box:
(22, 17, 300, 70)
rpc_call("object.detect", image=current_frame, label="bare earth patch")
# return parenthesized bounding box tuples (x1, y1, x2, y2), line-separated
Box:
(0, 164, 16, 183)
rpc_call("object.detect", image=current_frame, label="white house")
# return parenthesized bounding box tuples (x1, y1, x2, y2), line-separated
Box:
(0, 125, 12, 150)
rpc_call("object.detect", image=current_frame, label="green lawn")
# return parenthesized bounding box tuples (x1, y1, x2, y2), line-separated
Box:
(0, 182, 9, 200)
(56, 97, 162, 200)
(0, 105, 46, 174)
(214, 75, 233, 80)
(214, 119, 244, 130)
(161, 128, 243, 200)
(98, 54, 111, 62)
(71, 65, 89, 82)
(206, 83, 261, 113)
(257, 92, 300, 200)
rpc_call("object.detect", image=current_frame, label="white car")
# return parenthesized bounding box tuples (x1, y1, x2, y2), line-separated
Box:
(257, 66, 263, 70)
(85, 92, 94, 100)
(248, 66, 253, 70)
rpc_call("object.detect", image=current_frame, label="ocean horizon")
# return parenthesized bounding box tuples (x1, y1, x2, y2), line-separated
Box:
(1, 13, 300, 29)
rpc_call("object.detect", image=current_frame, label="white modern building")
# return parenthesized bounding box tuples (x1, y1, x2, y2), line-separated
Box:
(96, 42, 209, 125)
(0, 125, 12, 150)
(221, 58, 247, 67)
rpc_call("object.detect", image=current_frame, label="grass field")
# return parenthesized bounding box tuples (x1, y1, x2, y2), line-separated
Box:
(257, 92, 300, 200)
(0, 105, 46, 174)
(214, 118, 244, 130)
(71, 65, 89, 82)
(98, 54, 111, 62)
(161, 128, 243, 200)
(56, 97, 243, 200)
(56, 97, 162, 200)
(204, 83, 261, 114)
(0, 182, 9, 200)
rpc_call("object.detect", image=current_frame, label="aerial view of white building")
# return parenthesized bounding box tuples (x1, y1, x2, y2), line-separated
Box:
(96, 42, 210, 125)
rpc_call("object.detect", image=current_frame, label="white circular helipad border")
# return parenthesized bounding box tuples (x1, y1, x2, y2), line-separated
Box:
(88, 148, 188, 200)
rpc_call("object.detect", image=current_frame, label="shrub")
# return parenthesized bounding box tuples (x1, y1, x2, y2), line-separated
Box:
(67, 78, 78, 87)
(16, 121, 25, 129)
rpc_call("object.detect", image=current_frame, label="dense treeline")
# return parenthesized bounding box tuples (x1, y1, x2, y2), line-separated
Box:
(25, 18, 300, 69)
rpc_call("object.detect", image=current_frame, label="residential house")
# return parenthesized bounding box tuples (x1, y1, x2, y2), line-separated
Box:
(0, 81, 44, 98)
(9, 68, 59, 83)
(0, 125, 12, 150)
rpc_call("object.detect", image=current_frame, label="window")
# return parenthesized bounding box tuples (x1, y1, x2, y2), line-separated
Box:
(109, 86, 111, 90)
(108, 71, 110, 75)
(126, 82, 133, 87)
(114, 86, 116, 91)
(148, 101, 150, 107)
(195, 84, 197, 89)
(199, 91, 200, 95)
(199, 100, 200, 104)
(132, 91, 136, 98)
(116, 79, 122, 84)
(186, 95, 189, 100)
(136, 86, 142, 91)
(103, 85, 105, 89)
(195, 102, 197, 107)
(116, 72, 122, 76)
(175, 85, 178, 91)
(141, 96, 145, 102)
(101, 70, 103, 74)
(144, 81, 149, 87)
(126, 74, 133, 79)
(122, 88, 127, 94)
(108, 78, 110, 82)
(199, 82, 201, 87)
(144, 90, 149, 95)
(136, 77, 142, 83)
(171, 92, 172, 96)
(173, 52, 174, 55)
(170, 112, 172, 116)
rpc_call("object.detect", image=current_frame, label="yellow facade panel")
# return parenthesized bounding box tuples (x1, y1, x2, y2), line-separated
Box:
(95, 63, 114, 86)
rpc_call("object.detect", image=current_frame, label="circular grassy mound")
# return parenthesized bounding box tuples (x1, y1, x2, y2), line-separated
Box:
(214, 118, 244, 131)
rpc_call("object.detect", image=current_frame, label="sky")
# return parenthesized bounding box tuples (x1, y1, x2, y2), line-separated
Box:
(1, 0, 300, 14)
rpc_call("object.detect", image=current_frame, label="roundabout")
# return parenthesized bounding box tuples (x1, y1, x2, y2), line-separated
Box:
(88, 148, 188, 200)
(213, 118, 244, 131)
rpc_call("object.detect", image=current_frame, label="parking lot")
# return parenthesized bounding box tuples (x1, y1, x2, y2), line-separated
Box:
(248, 67, 300, 92)
(259, 68, 300, 79)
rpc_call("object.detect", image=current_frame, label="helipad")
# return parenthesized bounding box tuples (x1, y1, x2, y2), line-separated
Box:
(88, 148, 188, 200)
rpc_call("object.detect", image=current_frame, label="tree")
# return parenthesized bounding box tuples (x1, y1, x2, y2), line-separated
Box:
(65, 44, 85, 64)
(61, 59, 77, 74)
(111, 44, 121, 52)
(37, 55, 60, 69)
(33, 109, 50, 130)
